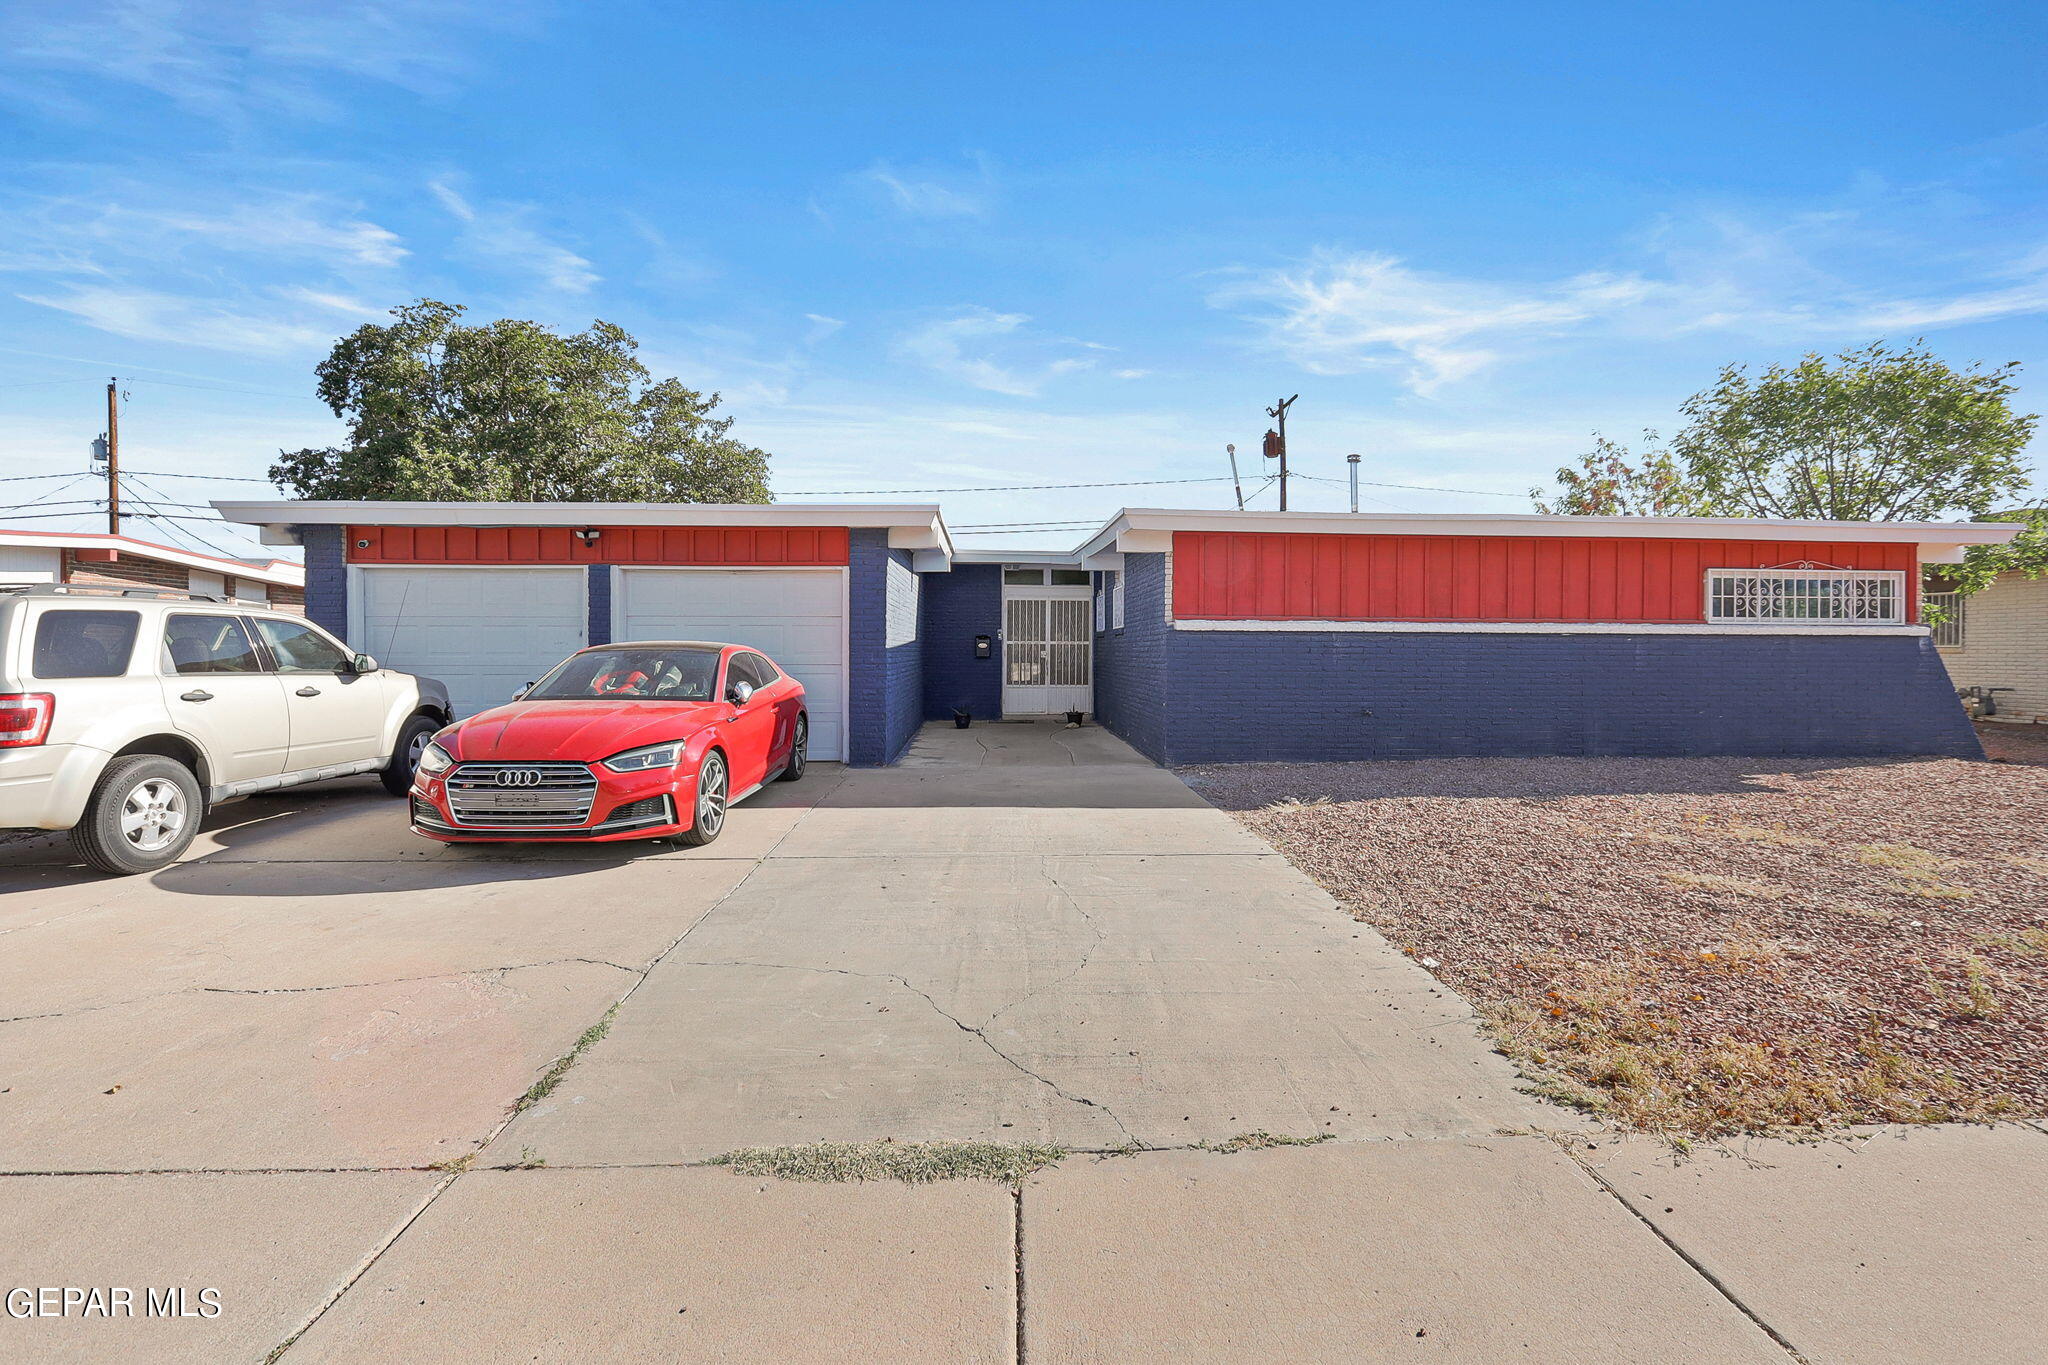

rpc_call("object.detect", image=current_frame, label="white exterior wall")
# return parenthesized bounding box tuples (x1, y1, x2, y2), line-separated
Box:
(0, 545, 61, 585)
(1938, 573, 2048, 723)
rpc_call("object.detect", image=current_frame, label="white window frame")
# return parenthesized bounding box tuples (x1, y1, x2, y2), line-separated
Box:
(1924, 590, 1964, 648)
(1111, 570, 1125, 630)
(1703, 568, 1907, 626)
(1094, 576, 1107, 633)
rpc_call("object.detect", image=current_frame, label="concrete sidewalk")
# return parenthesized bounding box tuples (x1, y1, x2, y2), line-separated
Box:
(1, 721, 2041, 1362)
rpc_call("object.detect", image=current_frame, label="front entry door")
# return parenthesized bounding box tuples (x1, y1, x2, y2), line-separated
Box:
(1002, 588, 1093, 715)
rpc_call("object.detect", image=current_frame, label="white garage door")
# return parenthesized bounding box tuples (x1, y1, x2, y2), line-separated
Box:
(616, 568, 847, 761)
(354, 567, 587, 718)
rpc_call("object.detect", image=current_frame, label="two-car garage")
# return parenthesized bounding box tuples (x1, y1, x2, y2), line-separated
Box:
(353, 564, 851, 761)
(230, 502, 959, 767)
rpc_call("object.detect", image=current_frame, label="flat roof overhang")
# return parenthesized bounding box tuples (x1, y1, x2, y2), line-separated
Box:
(0, 528, 305, 587)
(214, 500, 954, 568)
(1071, 508, 2028, 565)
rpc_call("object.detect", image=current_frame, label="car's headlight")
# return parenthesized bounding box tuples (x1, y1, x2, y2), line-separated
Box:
(602, 741, 684, 773)
(417, 741, 454, 775)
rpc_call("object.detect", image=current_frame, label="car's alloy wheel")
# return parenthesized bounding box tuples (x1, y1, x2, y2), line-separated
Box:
(121, 778, 189, 853)
(693, 752, 727, 839)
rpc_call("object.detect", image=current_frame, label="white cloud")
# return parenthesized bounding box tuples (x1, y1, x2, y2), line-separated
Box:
(429, 177, 598, 293)
(19, 284, 336, 353)
(1215, 252, 1655, 394)
(803, 313, 846, 345)
(894, 308, 1094, 396)
(861, 161, 989, 218)
(0, 0, 538, 123)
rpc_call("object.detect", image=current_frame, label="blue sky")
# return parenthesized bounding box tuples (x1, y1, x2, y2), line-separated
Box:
(2, 0, 2045, 558)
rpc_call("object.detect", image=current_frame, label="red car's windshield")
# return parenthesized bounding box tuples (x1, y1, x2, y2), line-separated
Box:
(527, 647, 722, 701)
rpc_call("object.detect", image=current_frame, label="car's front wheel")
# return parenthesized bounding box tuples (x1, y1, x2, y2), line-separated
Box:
(672, 749, 727, 848)
(71, 754, 204, 876)
(381, 714, 439, 796)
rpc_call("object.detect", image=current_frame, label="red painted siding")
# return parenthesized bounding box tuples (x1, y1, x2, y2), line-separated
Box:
(345, 525, 850, 566)
(1172, 532, 1921, 623)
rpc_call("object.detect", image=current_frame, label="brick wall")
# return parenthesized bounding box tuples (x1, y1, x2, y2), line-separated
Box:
(919, 562, 1003, 721)
(299, 525, 348, 640)
(1938, 572, 2048, 723)
(847, 528, 923, 765)
(586, 564, 614, 646)
(61, 549, 190, 591)
(1088, 548, 1981, 764)
(267, 583, 306, 615)
(1091, 553, 1171, 762)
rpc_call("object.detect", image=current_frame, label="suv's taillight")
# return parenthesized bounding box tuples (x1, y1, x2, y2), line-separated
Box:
(0, 694, 56, 747)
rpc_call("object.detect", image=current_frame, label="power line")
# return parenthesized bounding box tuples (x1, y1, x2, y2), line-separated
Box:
(1292, 472, 1521, 498)
(783, 475, 1239, 495)
(125, 469, 271, 483)
(124, 474, 262, 559)
(0, 471, 82, 484)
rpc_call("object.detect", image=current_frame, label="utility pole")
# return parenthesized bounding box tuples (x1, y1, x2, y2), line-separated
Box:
(1347, 452, 1361, 513)
(1262, 394, 1297, 510)
(1225, 443, 1245, 510)
(105, 377, 121, 534)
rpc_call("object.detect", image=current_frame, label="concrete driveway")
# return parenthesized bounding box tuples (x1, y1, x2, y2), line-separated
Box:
(2, 721, 2041, 1362)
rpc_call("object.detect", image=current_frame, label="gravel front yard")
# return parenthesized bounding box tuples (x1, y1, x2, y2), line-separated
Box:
(1182, 755, 2048, 1139)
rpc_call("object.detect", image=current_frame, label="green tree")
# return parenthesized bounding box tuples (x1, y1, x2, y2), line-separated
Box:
(271, 299, 772, 502)
(1670, 341, 2035, 521)
(1532, 433, 1716, 516)
(1928, 508, 2048, 600)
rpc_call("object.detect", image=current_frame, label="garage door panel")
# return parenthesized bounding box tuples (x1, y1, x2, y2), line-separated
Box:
(617, 569, 846, 762)
(357, 568, 586, 719)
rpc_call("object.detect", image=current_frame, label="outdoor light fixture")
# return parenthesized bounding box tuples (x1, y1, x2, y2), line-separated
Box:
(574, 528, 602, 546)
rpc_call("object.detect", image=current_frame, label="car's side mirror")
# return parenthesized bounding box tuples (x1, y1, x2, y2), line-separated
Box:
(727, 679, 754, 707)
(351, 653, 378, 674)
(514, 681, 534, 700)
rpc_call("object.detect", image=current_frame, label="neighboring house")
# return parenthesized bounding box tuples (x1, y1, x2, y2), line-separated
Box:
(0, 529, 305, 611)
(1927, 572, 2048, 725)
(215, 500, 2021, 766)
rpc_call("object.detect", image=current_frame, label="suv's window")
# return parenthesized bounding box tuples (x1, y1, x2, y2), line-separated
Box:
(162, 615, 262, 675)
(253, 618, 350, 674)
(32, 610, 140, 679)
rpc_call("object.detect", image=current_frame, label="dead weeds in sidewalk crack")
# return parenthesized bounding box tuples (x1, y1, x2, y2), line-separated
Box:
(708, 1139, 1067, 1184)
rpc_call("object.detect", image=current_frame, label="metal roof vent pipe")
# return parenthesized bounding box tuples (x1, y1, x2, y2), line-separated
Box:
(1347, 453, 1361, 513)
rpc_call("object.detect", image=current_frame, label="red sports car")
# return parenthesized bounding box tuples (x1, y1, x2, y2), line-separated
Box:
(409, 641, 807, 847)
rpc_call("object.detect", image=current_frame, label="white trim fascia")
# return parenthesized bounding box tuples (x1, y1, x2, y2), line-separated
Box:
(952, 547, 1087, 565)
(1172, 618, 1933, 637)
(1071, 507, 2026, 560)
(0, 528, 304, 587)
(214, 500, 951, 554)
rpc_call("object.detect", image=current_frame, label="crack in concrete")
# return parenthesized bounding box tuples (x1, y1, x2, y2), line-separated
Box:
(1550, 1134, 1815, 1364)
(978, 868, 1103, 1033)
(0, 958, 641, 1026)
(678, 956, 1141, 1146)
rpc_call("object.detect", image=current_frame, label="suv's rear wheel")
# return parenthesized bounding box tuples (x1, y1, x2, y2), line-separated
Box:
(382, 714, 440, 796)
(72, 755, 203, 876)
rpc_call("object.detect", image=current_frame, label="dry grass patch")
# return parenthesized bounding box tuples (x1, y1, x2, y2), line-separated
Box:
(1888, 879, 1975, 901)
(708, 1139, 1067, 1184)
(1197, 1131, 1333, 1154)
(1855, 842, 1956, 874)
(1975, 928, 2048, 958)
(1723, 824, 1824, 849)
(1485, 955, 2004, 1138)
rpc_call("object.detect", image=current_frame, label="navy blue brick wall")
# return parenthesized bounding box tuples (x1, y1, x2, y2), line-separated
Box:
(847, 528, 923, 765)
(1091, 553, 1171, 763)
(1158, 628, 1982, 763)
(298, 524, 348, 642)
(920, 562, 1003, 721)
(586, 564, 612, 645)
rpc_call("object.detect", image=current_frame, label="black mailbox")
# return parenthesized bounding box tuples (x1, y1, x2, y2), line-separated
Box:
(973, 634, 992, 659)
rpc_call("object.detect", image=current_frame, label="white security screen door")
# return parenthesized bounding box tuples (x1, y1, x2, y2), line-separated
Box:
(1002, 587, 1092, 715)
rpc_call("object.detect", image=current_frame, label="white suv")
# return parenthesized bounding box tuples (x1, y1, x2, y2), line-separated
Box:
(0, 585, 450, 875)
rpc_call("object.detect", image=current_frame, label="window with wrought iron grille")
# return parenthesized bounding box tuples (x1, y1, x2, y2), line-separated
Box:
(1111, 570, 1125, 629)
(1924, 591, 1965, 647)
(1703, 568, 1907, 625)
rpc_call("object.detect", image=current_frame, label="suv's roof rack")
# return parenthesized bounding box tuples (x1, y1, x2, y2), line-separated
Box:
(0, 583, 230, 604)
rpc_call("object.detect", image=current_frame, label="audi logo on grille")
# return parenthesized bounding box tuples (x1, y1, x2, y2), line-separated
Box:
(494, 769, 544, 787)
